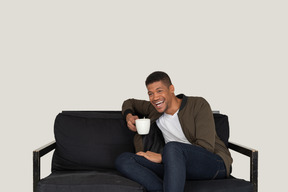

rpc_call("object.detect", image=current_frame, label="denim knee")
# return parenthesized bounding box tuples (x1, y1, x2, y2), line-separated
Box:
(115, 152, 134, 172)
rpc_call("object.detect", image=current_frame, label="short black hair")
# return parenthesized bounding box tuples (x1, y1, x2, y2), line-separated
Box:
(145, 71, 172, 87)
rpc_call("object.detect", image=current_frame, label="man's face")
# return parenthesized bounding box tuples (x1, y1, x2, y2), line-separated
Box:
(147, 81, 174, 113)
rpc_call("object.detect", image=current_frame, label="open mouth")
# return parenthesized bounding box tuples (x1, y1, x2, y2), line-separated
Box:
(155, 100, 164, 108)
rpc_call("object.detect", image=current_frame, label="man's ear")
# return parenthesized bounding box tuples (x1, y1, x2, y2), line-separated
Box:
(169, 84, 175, 93)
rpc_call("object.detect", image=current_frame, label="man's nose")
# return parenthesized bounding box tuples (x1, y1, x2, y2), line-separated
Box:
(153, 93, 160, 100)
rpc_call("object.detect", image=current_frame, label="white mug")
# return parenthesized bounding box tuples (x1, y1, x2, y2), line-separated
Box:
(135, 118, 150, 135)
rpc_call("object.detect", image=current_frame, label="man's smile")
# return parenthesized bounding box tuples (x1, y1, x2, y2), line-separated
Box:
(154, 100, 164, 109)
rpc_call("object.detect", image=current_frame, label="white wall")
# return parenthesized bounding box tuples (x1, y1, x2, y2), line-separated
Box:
(1, 1, 287, 191)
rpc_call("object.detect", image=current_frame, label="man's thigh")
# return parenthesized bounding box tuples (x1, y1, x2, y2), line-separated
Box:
(163, 142, 226, 180)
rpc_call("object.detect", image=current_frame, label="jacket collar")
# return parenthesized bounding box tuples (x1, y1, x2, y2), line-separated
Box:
(176, 94, 187, 112)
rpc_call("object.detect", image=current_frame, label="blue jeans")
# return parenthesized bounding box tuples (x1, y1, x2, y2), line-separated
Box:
(115, 142, 226, 192)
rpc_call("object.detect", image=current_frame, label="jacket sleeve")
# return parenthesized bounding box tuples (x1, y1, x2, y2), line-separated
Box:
(194, 98, 216, 153)
(122, 98, 156, 119)
(122, 98, 160, 153)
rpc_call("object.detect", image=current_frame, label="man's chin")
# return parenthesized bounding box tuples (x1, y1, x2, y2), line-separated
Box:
(155, 107, 165, 113)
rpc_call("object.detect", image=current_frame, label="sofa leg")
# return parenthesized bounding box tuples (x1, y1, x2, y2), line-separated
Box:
(251, 151, 258, 192)
(33, 151, 40, 192)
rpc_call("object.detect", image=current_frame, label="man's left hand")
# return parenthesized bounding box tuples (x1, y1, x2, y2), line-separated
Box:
(136, 151, 162, 163)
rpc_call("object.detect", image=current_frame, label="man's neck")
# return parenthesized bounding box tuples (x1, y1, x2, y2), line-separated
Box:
(165, 96, 182, 115)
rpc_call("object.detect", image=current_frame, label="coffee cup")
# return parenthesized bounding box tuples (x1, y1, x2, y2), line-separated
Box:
(135, 118, 150, 135)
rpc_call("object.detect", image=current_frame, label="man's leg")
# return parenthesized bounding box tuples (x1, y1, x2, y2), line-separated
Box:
(162, 142, 227, 192)
(115, 152, 164, 192)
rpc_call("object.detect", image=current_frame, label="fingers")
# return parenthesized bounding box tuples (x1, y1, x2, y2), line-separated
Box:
(136, 151, 150, 158)
(126, 114, 139, 132)
(127, 121, 137, 132)
(145, 151, 153, 155)
(136, 151, 146, 157)
(131, 115, 139, 124)
(137, 151, 162, 163)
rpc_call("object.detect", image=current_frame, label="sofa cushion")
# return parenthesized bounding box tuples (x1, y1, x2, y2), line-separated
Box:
(185, 177, 253, 192)
(213, 113, 230, 147)
(52, 111, 135, 171)
(37, 171, 145, 192)
(37, 171, 252, 192)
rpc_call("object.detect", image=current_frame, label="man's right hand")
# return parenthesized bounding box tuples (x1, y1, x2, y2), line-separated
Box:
(126, 113, 139, 132)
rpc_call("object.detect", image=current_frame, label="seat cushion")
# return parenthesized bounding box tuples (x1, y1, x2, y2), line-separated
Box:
(185, 177, 253, 192)
(38, 171, 252, 192)
(185, 176, 253, 192)
(37, 171, 145, 192)
(52, 111, 135, 171)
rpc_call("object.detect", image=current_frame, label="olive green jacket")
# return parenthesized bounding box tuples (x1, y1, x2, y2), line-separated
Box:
(122, 94, 232, 176)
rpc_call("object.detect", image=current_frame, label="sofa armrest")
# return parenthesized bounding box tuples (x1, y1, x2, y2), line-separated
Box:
(33, 141, 56, 192)
(228, 141, 258, 192)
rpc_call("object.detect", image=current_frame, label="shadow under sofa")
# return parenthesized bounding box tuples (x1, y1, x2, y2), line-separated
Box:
(33, 111, 258, 192)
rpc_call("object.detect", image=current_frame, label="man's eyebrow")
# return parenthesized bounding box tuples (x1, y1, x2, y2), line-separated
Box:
(148, 87, 163, 94)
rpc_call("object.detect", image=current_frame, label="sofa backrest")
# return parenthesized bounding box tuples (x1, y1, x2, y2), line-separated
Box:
(213, 113, 230, 147)
(52, 111, 230, 171)
(52, 111, 135, 171)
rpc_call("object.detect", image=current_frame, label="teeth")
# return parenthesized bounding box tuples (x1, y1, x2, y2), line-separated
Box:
(156, 101, 163, 105)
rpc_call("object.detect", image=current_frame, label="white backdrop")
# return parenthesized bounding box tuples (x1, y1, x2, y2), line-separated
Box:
(1, 1, 287, 191)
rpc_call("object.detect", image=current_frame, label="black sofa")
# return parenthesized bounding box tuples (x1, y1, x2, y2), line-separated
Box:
(33, 111, 258, 192)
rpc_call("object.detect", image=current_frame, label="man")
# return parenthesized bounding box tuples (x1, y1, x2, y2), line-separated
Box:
(115, 71, 232, 192)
